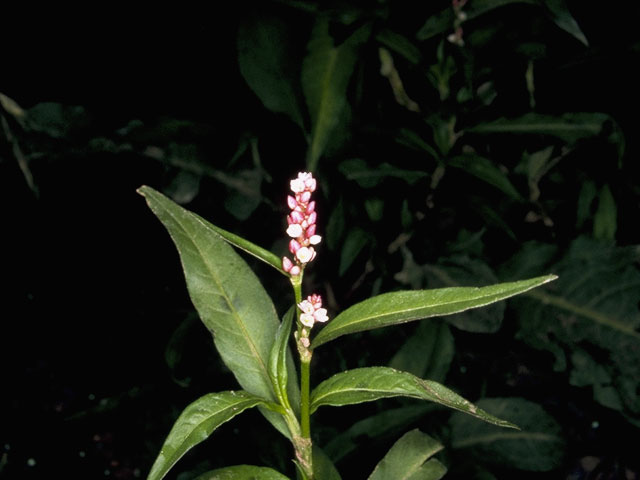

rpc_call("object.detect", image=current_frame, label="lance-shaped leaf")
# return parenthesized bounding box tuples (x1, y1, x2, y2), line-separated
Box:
(310, 367, 517, 429)
(368, 429, 446, 480)
(138, 186, 294, 435)
(194, 465, 291, 480)
(238, 11, 305, 129)
(148, 391, 266, 480)
(312, 275, 557, 348)
(269, 307, 297, 411)
(302, 17, 370, 171)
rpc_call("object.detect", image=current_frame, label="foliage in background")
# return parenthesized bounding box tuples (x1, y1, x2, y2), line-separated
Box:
(1, 0, 639, 478)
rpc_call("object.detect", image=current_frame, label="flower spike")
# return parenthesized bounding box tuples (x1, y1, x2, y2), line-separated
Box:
(282, 172, 321, 276)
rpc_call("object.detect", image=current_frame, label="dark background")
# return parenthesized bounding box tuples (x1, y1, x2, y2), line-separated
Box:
(2, 2, 639, 479)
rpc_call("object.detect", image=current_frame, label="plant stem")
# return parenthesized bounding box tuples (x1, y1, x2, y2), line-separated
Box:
(300, 357, 311, 437)
(290, 273, 314, 479)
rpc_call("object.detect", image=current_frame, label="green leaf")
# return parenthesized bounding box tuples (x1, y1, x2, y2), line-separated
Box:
(313, 446, 343, 480)
(389, 320, 454, 382)
(593, 184, 617, 241)
(467, 112, 612, 144)
(237, 11, 304, 128)
(450, 397, 566, 472)
(311, 275, 557, 348)
(338, 228, 371, 276)
(194, 465, 291, 480)
(324, 404, 435, 462)
(417, 0, 587, 46)
(148, 391, 265, 480)
(376, 29, 422, 65)
(138, 186, 292, 435)
(508, 237, 640, 416)
(269, 307, 297, 411)
(302, 18, 370, 171)
(310, 367, 518, 428)
(448, 155, 523, 201)
(542, 0, 588, 46)
(339, 158, 428, 188)
(368, 429, 446, 480)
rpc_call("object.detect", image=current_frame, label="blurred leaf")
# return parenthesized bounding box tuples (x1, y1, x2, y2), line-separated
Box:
(138, 186, 294, 436)
(467, 112, 614, 145)
(313, 274, 556, 348)
(417, 0, 587, 46)
(27, 102, 88, 137)
(448, 155, 523, 201)
(542, 0, 588, 46)
(368, 429, 446, 480)
(575, 180, 597, 229)
(395, 128, 440, 161)
(376, 29, 422, 64)
(194, 465, 290, 480)
(389, 320, 454, 381)
(509, 237, 640, 416)
(324, 404, 435, 462)
(148, 391, 266, 480)
(570, 349, 623, 411)
(379, 47, 421, 112)
(418, 0, 536, 41)
(165, 314, 198, 387)
(303, 18, 371, 170)
(339, 158, 428, 188)
(450, 397, 566, 472)
(326, 197, 346, 251)
(313, 446, 343, 480)
(338, 227, 370, 275)
(364, 197, 385, 222)
(223, 170, 263, 220)
(310, 367, 518, 429)
(238, 12, 304, 127)
(593, 184, 617, 241)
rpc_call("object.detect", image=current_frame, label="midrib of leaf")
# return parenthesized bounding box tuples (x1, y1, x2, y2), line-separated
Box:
(526, 289, 640, 340)
(308, 47, 339, 171)
(163, 204, 273, 395)
(451, 430, 559, 449)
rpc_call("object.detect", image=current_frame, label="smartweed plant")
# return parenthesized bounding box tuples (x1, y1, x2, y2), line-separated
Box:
(138, 172, 556, 480)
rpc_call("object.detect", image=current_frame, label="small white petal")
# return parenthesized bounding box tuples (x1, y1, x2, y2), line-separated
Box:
(286, 224, 303, 238)
(296, 247, 313, 263)
(314, 308, 329, 323)
(290, 178, 305, 193)
(300, 313, 315, 327)
(309, 235, 322, 245)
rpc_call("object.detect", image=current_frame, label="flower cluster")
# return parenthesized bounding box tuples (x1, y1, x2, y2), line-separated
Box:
(298, 294, 329, 328)
(282, 172, 322, 276)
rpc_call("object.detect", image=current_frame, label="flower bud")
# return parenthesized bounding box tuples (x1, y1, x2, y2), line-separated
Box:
(289, 239, 301, 254)
(282, 256, 293, 272)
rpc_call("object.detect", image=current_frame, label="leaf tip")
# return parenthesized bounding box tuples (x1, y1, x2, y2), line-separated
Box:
(136, 185, 150, 197)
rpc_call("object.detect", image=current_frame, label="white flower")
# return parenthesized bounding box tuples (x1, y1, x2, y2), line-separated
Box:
(296, 246, 315, 263)
(313, 308, 329, 323)
(290, 178, 306, 193)
(309, 235, 322, 245)
(286, 223, 303, 238)
(300, 313, 315, 327)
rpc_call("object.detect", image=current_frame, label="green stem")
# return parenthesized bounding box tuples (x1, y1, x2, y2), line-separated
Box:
(301, 357, 311, 438)
(290, 273, 314, 479)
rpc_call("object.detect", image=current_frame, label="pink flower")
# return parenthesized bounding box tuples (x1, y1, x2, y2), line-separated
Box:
(298, 294, 329, 328)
